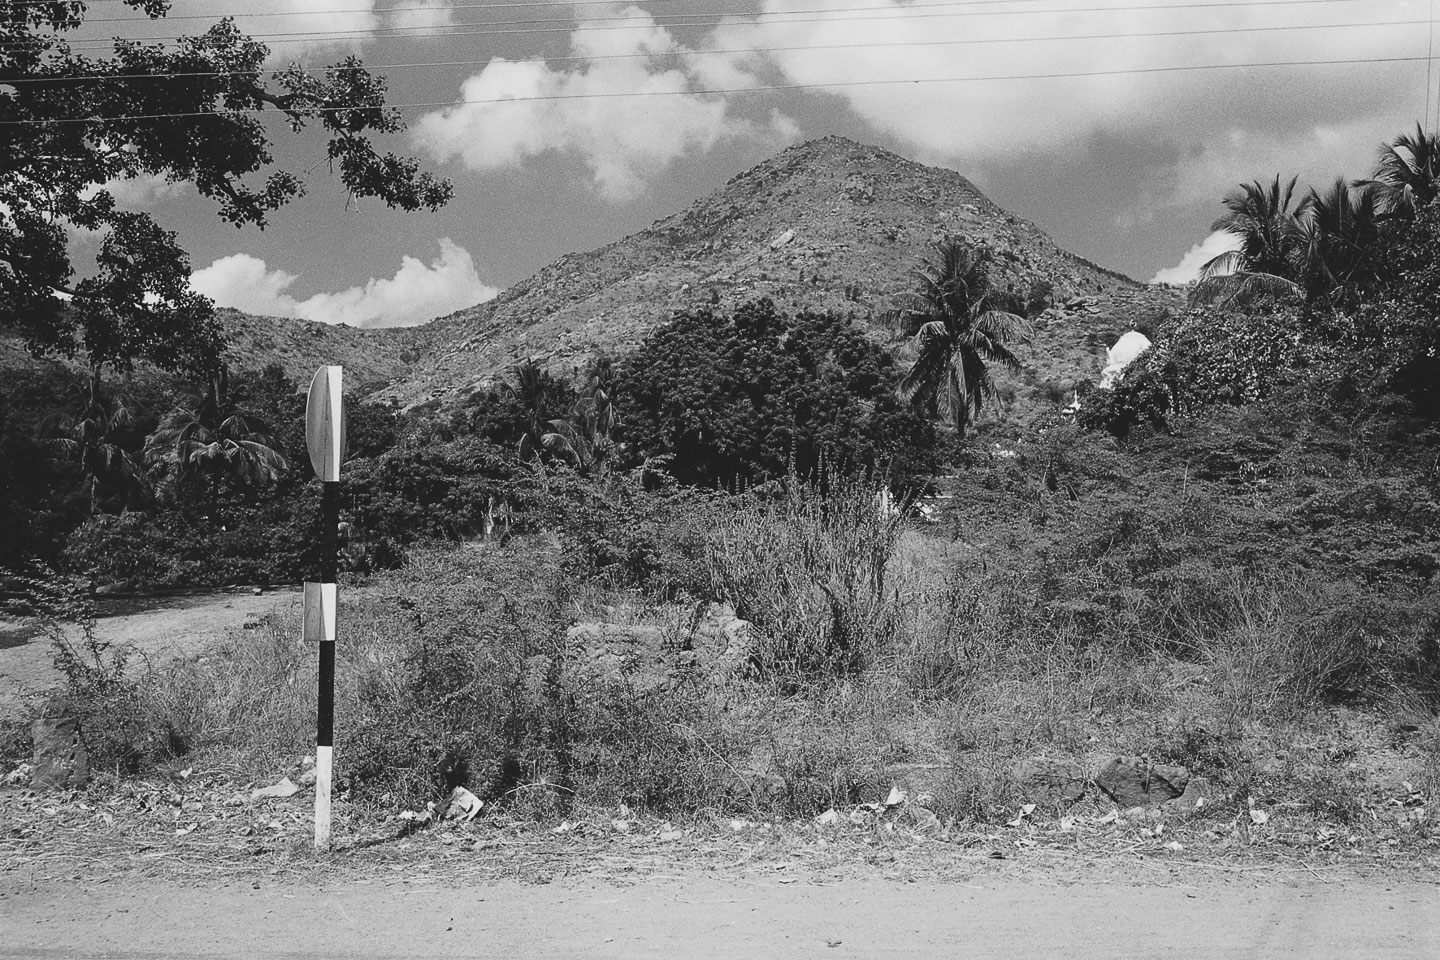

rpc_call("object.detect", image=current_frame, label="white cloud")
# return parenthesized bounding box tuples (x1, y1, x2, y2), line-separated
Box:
(413, 4, 791, 200)
(387, 0, 455, 32)
(190, 239, 498, 328)
(719, 0, 1420, 159)
(169, 0, 379, 58)
(1150, 230, 1242, 285)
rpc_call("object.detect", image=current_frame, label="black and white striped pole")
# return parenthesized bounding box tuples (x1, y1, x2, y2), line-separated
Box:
(304, 365, 344, 851)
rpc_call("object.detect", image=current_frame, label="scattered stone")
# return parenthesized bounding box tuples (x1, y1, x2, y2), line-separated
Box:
(1160, 776, 1212, 818)
(907, 805, 943, 835)
(31, 716, 88, 790)
(3, 762, 34, 787)
(1094, 757, 1189, 808)
(1013, 758, 1086, 804)
(566, 623, 667, 648)
(441, 786, 484, 822)
(249, 777, 302, 801)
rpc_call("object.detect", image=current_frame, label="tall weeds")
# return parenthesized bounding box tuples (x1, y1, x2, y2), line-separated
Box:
(705, 472, 904, 683)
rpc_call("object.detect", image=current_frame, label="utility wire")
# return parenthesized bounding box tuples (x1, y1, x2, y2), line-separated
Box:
(42, 0, 1144, 21)
(1, 17, 1423, 84)
(1428, 0, 1435, 128)
(25, 0, 1389, 52)
(1, 54, 1428, 125)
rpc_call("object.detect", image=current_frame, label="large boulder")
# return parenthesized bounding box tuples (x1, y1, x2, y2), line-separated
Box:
(1094, 757, 1189, 808)
(31, 716, 88, 790)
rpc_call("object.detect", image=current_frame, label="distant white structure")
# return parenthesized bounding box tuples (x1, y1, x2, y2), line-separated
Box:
(1100, 331, 1153, 389)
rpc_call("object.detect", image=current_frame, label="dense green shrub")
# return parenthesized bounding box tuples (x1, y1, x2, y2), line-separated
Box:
(614, 299, 939, 491)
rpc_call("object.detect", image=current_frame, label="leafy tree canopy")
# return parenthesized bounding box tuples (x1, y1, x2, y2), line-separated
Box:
(614, 299, 938, 490)
(1, 1, 452, 380)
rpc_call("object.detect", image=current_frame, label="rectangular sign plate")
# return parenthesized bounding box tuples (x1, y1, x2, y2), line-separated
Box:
(302, 581, 337, 643)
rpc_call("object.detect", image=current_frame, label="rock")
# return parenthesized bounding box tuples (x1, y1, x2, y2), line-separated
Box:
(30, 717, 88, 790)
(3, 762, 34, 787)
(441, 786, 484, 822)
(1160, 776, 1212, 818)
(1094, 757, 1189, 808)
(565, 623, 667, 649)
(907, 805, 943, 835)
(769, 228, 795, 249)
(250, 777, 302, 801)
(722, 769, 785, 803)
(1013, 758, 1086, 804)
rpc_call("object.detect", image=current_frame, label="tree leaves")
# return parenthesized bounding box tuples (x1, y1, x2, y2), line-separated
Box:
(1, 4, 451, 379)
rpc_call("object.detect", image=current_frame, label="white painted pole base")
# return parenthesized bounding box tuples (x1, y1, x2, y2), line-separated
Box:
(315, 744, 333, 850)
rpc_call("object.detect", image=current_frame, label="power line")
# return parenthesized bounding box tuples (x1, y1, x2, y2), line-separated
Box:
(53, 0, 1084, 22)
(1, 54, 1427, 125)
(3, 17, 1424, 84)
(1423, 0, 1435, 128)
(28, 0, 1389, 52)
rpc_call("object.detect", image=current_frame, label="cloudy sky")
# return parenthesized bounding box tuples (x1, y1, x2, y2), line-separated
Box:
(61, 0, 1440, 326)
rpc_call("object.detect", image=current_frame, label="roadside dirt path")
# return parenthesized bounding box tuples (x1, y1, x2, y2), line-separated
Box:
(0, 588, 302, 714)
(3, 873, 1437, 959)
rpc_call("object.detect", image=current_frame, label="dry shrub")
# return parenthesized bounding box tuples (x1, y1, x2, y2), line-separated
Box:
(144, 611, 313, 764)
(706, 472, 904, 683)
(66, 541, 730, 814)
(1173, 574, 1379, 720)
(330, 542, 728, 812)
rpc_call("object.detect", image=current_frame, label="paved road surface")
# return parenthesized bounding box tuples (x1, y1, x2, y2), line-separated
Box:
(3, 876, 1436, 959)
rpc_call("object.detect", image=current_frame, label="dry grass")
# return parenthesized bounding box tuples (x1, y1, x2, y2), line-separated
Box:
(5, 485, 1438, 854)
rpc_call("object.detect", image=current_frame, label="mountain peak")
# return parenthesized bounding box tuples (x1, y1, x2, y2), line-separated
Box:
(389, 138, 1151, 410)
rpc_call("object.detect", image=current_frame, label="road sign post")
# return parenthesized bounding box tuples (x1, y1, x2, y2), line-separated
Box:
(304, 365, 344, 850)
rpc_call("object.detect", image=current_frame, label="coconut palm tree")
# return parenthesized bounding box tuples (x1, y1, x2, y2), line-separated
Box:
(47, 392, 148, 514)
(891, 239, 1028, 438)
(1191, 175, 1306, 308)
(524, 357, 619, 474)
(149, 367, 288, 488)
(1297, 177, 1383, 304)
(1366, 124, 1440, 217)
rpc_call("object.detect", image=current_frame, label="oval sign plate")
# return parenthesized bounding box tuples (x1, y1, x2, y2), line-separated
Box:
(305, 366, 345, 481)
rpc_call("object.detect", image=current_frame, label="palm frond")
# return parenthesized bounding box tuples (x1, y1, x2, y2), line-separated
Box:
(1188, 271, 1302, 308)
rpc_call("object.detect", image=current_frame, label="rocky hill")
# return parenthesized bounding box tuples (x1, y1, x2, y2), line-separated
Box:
(2, 137, 1178, 415)
(0, 308, 437, 393)
(214, 309, 437, 391)
(385, 136, 1178, 412)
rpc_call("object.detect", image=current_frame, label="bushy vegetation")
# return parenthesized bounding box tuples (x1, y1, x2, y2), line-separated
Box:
(614, 299, 938, 490)
(4, 124, 1440, 845)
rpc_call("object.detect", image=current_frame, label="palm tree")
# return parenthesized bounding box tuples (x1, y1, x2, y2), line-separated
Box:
(1366, 124, 1440, 217)
(891, 239, 1028, 438)
(521, 357, 619, 474)
(47, 393, 149, 514)
(149, 367, 288, 488)
(1191, 175, 1306, 308)
(1296, 177, 1383, 304)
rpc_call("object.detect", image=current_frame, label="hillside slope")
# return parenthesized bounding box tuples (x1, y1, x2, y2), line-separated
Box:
(387, 136, 1175, 410)
(0, 309, 436, 393)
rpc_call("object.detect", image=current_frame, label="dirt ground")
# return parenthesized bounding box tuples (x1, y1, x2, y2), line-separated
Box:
(3, 870, 1438, 959)
(0, 588, 303, 714)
